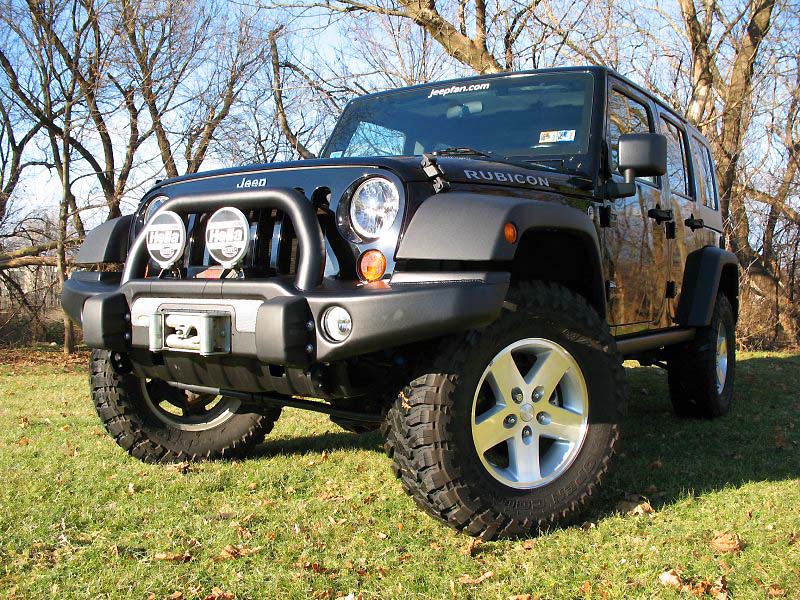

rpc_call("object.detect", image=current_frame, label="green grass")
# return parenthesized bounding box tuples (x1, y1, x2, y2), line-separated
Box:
(0, 351, 798, 599)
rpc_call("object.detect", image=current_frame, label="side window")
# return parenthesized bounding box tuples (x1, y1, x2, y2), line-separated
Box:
(690, 136, 718, 210)
(702, 146, 718, 210)
(608, 89, 654, 183)
(661, 117, 691, 197)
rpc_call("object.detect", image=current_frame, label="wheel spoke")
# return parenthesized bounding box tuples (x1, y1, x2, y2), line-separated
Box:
(524, 349, 570, 399)
(508, 435, 541, 482)
(473, 405, 513, 454)
(486, 352, 526, 404)
(540, 404, 583, 443)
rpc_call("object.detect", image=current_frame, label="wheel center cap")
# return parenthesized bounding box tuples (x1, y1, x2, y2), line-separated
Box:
(520, 403, 534, 422)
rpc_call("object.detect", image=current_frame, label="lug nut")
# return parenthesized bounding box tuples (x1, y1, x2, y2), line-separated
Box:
(305, 343, 314, 354)
(306, 320, 315, 332)
(522, 425, 532, 438)
(536, 411, 551, 425)
(511, 387, 524, 404)
(532, 386, 545, 401)
(504, 414, 518, 427)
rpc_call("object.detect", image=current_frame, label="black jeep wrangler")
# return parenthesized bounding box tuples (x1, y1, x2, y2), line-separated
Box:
(62, 66, 738, 539)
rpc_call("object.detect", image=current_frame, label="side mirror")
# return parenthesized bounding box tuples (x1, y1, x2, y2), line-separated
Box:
(617, 133, 667, 183)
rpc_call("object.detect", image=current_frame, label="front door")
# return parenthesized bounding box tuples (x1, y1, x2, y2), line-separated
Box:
(602, 82, 670, 332)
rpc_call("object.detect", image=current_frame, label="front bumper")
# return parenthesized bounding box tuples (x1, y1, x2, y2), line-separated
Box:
(63, 270, 509, 365)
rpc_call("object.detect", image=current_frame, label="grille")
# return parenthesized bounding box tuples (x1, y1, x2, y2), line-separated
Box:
(184, 208, 300, 278)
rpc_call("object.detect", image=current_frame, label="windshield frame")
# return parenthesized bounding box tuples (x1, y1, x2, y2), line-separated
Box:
(321, 68, 605, 178)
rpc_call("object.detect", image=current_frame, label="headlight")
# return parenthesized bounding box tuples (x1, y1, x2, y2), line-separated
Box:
(144, 195, 168, 223)
(349, 177, 400, 240)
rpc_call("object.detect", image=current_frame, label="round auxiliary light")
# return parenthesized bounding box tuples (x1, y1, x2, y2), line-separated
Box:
(145, 210, 186, 270)
(349, 177, 400, 240)
(358, 249, 387, 282)
(205, 207, 251, 269)
(322, 306, 353, 343)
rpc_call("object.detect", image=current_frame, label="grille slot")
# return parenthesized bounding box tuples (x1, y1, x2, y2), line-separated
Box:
(179, 208, 299, 278)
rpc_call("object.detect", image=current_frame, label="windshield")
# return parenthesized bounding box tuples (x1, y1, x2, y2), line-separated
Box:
(322, 72, 594, 161)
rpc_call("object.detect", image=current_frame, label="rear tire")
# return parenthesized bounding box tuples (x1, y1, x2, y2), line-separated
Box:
(383, 282, 625, 539)
(91, 350, 280, 463)
(667, 294, 736, 418)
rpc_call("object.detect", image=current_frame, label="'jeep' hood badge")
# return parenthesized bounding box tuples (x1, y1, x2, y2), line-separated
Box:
(205, 207, 250, 268)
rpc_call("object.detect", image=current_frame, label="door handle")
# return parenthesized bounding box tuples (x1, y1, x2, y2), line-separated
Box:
(685, 216, 704, 231)
(647, 207, 674, 224)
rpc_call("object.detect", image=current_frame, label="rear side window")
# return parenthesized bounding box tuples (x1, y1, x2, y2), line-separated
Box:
(608, 89, 654, 183)
(689, 136, 718, 210)
(661, 117, 691, 197)
(702, 144, 718, 210)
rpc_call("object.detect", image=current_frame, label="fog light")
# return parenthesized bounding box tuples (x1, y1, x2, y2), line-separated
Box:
(322, 306, 352, 342)
(358, 249, 386, 282)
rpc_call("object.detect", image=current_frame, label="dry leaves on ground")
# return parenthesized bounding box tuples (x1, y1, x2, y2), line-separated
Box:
(203, 588, 234, 600)
(615, 494, 654, 516)
(458, 571, 494, 585)
(214, 544, 262, 561)
(766, 584, 786, 597)
(154, 551, 192, 563)
(659, 569, 728, 598)
(462, 538, 483, 556)
(710, 532, 744, 554)
(167, 461, 191, 475)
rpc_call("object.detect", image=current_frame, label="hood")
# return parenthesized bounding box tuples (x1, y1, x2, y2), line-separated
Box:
(147, 155, 594, 200)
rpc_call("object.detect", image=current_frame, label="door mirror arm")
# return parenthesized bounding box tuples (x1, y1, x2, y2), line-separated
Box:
(603, 180, 636, 199)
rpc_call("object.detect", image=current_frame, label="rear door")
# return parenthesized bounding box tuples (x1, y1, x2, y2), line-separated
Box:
(603, 80, 670, 331)
(657, 115, 718, 321)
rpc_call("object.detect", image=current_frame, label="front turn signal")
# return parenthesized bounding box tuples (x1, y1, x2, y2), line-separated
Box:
(358, 249, 386, 282)
(504, 221, 518, 244)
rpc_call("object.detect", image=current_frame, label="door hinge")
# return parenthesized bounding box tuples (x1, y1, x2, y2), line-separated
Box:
(666, 280, 677, 298)
(685, 215, 705, 231)
(647, 206, 674, 224)
(599, 205, 615, 228)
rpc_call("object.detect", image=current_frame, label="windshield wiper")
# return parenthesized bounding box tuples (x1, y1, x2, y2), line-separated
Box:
(433, 146, 491, 157)
(433, 147, 558, 172)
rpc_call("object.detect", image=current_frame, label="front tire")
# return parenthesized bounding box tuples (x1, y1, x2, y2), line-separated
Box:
(667, 294, 736, 418)
(384, 282, 625, 538)
(91, 350, 281, 463)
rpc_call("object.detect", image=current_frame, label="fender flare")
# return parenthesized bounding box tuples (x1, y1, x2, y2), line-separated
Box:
(75, 214, 133, 264)
(676, 246, 739, 327)
(396, 192, 605, 313)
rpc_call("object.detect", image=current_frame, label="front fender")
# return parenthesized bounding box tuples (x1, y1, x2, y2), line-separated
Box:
(75, 214, 133, 264)
(395, 192, 605, 315)
(396, 192, 600, 262)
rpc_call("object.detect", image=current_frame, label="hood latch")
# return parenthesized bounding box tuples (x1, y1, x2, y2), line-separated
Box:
(420, 153, 450, 194)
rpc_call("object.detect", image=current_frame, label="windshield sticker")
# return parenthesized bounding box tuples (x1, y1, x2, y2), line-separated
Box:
(427, 82, 490, 99)
(539, 129, 576, 144)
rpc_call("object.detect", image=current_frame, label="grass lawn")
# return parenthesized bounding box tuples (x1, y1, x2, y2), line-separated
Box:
(0, 349, 798, 599)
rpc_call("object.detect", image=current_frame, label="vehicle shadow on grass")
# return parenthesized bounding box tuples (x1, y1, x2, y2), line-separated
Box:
(586, 353, 800, 521)
(252, 429, 384, 457)
(248, 354, 799, 526)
